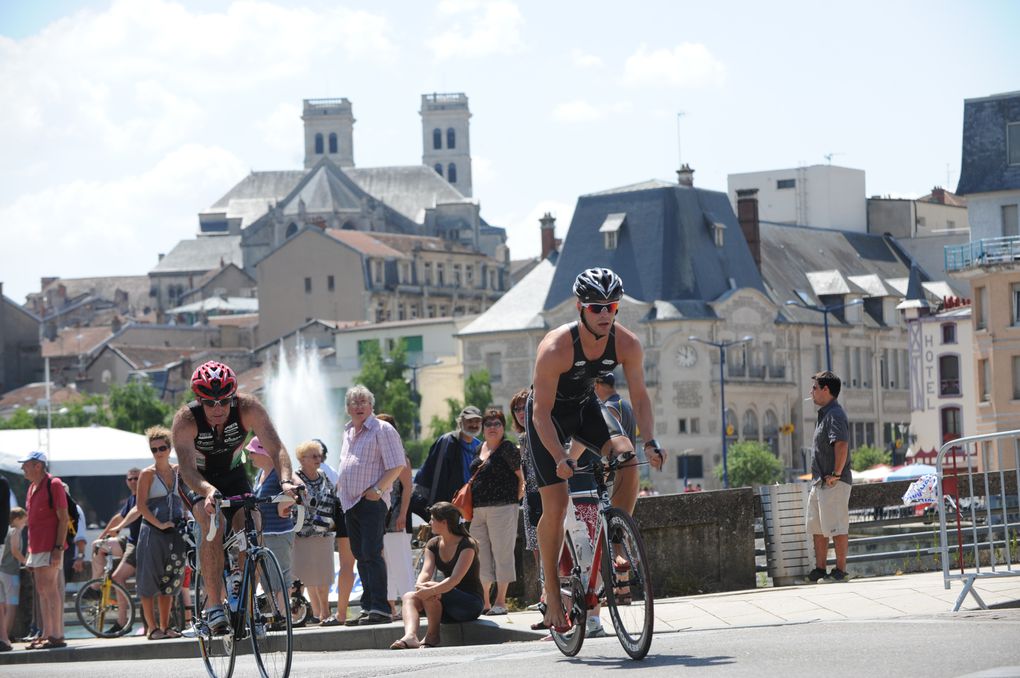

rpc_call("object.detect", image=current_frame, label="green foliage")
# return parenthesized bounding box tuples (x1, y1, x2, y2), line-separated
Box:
(107, 381, 174, 434)
(0, 409, 36, 430)
(716, 440, 784, 488)
(404, 439, 432, 468)
(851, 445, 891, 471)
(427, 370, 493, 438)
(0, 393, 110, 430)
(353, 341, 419, 440)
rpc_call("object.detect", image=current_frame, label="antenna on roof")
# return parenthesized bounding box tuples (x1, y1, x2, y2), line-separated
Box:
(824, 152, 844, 165)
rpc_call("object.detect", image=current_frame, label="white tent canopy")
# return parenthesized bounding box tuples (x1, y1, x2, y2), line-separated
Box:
(0, 427, 176, 476)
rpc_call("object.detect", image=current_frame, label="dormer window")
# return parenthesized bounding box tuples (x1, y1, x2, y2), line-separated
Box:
(599, 213, 626, 250)
(712, 221, 725, 247)
(1009, 121, 1020, 165)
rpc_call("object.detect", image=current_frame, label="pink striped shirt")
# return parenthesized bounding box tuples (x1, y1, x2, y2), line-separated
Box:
(337, 415, 405, 511)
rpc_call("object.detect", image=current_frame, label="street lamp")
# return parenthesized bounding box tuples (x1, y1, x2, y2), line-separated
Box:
(784, 298, 863, 372)
(689, 334, 753, 489)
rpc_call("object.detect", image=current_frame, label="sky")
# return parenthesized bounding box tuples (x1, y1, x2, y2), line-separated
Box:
(1, 0, 1018, 304)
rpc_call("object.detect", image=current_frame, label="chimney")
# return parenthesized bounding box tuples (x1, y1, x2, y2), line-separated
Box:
(41, 277, 57, 289)
(158, 253, 165, 262)
(676, 163, 695, 187)
(931, 186, 946, 205)
(540, 212, 559, 260)
(736, 188, 761, 270)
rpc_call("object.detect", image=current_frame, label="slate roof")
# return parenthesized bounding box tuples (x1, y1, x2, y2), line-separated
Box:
(42, 326, 116, 358)
(108, 344, 201, 370)
(545, 183, 766, 312)
(30, 275, 152, 312)
(956, 91, 1020, 195)
(346, 166, 470, 223)
(150, 235, 243, 274)
(206, 171, 306, 229)
(459, 258, 556, 335)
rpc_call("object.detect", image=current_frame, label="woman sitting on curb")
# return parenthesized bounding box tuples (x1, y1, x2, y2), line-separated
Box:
(390, 502, 483, 649)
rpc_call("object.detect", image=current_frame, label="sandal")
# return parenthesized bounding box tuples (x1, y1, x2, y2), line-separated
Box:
(419, 640, 440, 649)
(26, 638, 46, 650)
(319, 617, 343, 627)
(389, 638, 418, 650)
(147, 628, 167, 641)
(163, 628, 182, 639)
(530, 620, 549, 631)
(39, 637, 67, 649)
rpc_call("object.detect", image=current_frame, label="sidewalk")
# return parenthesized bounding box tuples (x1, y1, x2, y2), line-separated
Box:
(2, 570, 1017, 665)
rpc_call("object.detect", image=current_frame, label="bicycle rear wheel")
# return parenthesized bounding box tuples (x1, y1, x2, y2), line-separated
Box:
(550, 534, 587, 657)
(194, 569, 237, 678)
(250, 548, 293, 678)
(600, 508, 654, 660)
(74, 577, 135, 638)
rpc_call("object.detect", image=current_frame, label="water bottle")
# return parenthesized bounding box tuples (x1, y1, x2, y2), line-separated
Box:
(564, 497, 594, 582)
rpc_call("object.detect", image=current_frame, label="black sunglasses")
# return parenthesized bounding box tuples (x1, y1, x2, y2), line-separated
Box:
(150, 444, 169, 454)
(199, 397, 233, 408)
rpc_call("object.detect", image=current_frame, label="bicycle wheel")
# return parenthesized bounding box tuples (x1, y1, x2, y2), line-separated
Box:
(249, 548, 293, 678)
(289, 587, 309, 628)
(194, 569, 236, 678)
(600, 508, 653, 660)
(550, 534, 587, 657)
(75, 577, 135, 638)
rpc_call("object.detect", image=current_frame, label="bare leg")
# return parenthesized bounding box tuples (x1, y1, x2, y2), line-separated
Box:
(833, 534, 849, 571)
(193, 501, 225, 611)
(394, 592, 422, 647)
(420, 595, 442, 646)
(111, 562, 135, 625)
(35, 565, 60, 641)
(537, 483, 568, 628)
(0, 599, 7, 645)
(157, 594, 173, 630)
(494, 582, 510, 609)
(812, 535, 829, 570)
(603, 438, 639, 515)
(141, 596, 156, 635)
(334, 537, 356, 622)
(480, 580, 492, 610)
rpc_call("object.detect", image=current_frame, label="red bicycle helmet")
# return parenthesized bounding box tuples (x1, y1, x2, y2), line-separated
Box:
(191, 360, 237, 400)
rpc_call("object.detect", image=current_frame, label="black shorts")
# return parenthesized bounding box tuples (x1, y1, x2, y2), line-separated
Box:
(198, 466, 253, 523)
(525, 393, 624, 488)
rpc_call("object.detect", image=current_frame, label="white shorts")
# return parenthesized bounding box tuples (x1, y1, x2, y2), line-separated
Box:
(26, 551, 54, 568)
(806, 481, 851, 537)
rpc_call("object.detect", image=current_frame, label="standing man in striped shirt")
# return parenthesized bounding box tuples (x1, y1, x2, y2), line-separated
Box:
(337, 385, 406, 626)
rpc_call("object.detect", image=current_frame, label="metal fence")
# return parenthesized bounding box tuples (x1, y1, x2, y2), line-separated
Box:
(936, 430, 1020, 611)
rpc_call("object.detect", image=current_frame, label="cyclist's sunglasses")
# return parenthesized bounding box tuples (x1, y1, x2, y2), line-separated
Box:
(150, 444, 170, 454)
(581, 301, 619, 314)
(199, 396, 233, 408)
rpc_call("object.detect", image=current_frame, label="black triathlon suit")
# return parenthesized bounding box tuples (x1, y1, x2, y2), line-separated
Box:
(526, 322, 626, 487)
(188, 399, 252, 514)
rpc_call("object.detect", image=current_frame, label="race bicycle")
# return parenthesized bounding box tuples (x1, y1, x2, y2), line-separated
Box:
(194, 492, 302, 678)
(551, 452, 654, 660)
(74, 538, 136, 638)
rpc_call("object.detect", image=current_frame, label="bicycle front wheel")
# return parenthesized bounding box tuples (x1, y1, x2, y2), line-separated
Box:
(194, 569, 237, 678)
(550, 533, 587, 657)
(74, 577, 135, 638)
(249, 548, 293, 678)
(600, 508, 654, 660)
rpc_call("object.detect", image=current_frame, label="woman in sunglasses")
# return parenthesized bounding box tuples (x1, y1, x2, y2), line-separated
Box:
(526, 267, 667, 630)
(134, 426, 186, 640)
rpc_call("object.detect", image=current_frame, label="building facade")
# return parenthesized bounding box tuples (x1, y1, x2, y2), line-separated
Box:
(728, 164, 867, 232)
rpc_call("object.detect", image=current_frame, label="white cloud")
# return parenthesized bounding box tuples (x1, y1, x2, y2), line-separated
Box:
(570, 48, 603, 69)
(0, 144, 248, 301)
(502, 199, 575, 261)
(552, 100, 632, 123)
(623, 43, 726, 88)
(255, 102, 303, 158)
(426, 0, 524, 61)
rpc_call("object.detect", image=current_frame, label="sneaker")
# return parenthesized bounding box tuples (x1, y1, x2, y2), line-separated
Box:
(359, 611, 392, 625)
(586, 618, 608, 638)
(345, 612, 368, 627)
(820, 568, 849, 583)
(806, 567, 827, 583)
(206, 606, 229, 634)
(106, 622, 125, 635)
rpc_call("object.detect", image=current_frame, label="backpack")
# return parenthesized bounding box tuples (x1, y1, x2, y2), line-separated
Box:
(45, 477, 80, 549)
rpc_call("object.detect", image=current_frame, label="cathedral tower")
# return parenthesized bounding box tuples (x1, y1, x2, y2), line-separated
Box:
(303, 98, 355, 169)
(420, 93, 473, 197)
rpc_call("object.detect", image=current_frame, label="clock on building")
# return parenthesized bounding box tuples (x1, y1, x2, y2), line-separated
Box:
(676, 343, 698, 368)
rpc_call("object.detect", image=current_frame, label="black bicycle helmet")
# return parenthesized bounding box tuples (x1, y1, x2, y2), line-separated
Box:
(573, 268, 624, 303)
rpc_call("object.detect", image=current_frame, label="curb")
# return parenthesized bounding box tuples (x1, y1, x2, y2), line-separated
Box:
(0, 619, 546, 666)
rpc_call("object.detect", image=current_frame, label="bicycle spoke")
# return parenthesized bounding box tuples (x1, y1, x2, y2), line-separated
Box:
(195, 570, 237, 678)
(600, 508, 654, 660)
(250, 549, 293, 678)
(75, 578, 134, 638)
(550, 533, 587, 657)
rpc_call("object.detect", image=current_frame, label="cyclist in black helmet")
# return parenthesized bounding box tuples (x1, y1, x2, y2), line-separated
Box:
(526, 268, 666, 630)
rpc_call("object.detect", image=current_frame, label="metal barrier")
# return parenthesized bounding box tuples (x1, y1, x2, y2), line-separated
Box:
(936, 429, 1020, 611)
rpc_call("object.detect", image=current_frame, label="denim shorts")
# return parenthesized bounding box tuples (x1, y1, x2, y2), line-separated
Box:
(0, 572, 19, 606)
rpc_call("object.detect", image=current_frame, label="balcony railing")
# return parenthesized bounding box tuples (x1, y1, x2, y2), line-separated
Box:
(945, 235, 1020, 272)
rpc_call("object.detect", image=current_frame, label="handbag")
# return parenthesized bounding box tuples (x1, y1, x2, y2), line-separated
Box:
(451, 466, 483, 522)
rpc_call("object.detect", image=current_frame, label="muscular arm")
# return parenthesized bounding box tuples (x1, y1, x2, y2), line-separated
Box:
(617, 328, 665, 469)
(531, 328, 573, 469)
(171, 405, 215, 502)
(240, 395, 296, 487)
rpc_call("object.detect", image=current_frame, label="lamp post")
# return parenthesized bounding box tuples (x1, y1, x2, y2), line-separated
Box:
(784, 298, 863, 372)
(689, 334, 753, 489)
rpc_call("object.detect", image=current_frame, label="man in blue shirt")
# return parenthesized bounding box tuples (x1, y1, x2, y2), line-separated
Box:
(412, 407, 482, 520)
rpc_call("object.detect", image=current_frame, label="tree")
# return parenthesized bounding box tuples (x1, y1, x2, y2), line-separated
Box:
(353, 341, 419, 440)
(107, 381, 174, 434)
(716, 440, 784, 488)
(427, 369, 492, 439)
(851, 445, 891, 472)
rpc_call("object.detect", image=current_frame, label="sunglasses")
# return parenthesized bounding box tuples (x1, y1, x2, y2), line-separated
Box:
(483, 420, 503, 428)
(512, 405, 526, 413)
(127, 477, 139, 482)
(150, 445, 169, 454)
(581, 301, 619, 314)
(200, 397, 233, 408)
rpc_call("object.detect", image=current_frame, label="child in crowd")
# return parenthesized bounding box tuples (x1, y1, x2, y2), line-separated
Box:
(0, 507, 29, 652)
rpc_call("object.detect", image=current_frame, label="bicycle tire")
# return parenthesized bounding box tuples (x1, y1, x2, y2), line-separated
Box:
(550, 533, 587, 657)
(600, 508, 654, 660)
(289, 590, 309, 628)
(194, 569, 237, 678)
(74, 577, 135, 638)
(249, 548, 293, 678)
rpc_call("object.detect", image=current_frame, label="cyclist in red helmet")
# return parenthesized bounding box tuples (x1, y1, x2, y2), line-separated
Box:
(172, 360, 301, 633)
(526, 268, 666, 630)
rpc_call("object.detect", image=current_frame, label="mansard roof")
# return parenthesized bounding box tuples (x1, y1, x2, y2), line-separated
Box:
(149, 235, 243, 275)
(956, 90, 1020, 195)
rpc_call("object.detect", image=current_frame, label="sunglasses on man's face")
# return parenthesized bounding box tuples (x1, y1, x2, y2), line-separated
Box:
(581, 301, 619, 315)
(200, 397, 232, 408)
(150, 445, 169, 454)
(127, 477, 139, 482)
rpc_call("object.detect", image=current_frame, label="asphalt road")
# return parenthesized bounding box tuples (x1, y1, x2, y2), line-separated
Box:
(7, 613, 1020, 678)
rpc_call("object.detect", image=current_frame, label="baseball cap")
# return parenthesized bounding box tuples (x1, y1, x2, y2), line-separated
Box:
(459, 406, 482, 420)
(595, 373, 616, 387)
(245, 437, 270, 457)
(18, 450, 48, 464)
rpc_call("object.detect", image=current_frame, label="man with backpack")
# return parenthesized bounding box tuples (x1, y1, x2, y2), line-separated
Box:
(20, 451, 69, 649)
(410, 407, 483, 522)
